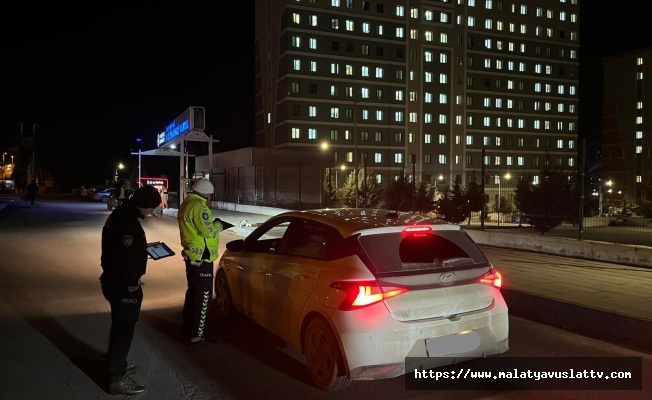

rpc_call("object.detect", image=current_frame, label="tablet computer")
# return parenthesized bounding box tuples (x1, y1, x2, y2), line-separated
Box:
(147, 242, 175, 260)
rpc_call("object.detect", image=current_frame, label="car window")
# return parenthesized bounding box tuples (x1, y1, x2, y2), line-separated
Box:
(244, 220, 291, 254)
(278, 220, 336, 260)
(358, 230, 488, 274)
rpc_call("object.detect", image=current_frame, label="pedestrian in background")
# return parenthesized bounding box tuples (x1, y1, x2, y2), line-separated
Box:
(100, 185, 161, 395)
(161, 185, 168, 209)
(26, 179, 39, 207)
(177, 178, 223, 346)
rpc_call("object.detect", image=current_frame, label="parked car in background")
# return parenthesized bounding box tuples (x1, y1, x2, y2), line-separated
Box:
(92, 188, 117, 203)
(213, 208, 509, 391)
(73, 184, 105, 197)
(92, 187, 134, 203)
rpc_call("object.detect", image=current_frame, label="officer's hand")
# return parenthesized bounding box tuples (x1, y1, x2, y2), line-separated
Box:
(128, 286, 140, 292)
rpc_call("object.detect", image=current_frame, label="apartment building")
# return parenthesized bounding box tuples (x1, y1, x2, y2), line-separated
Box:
(254, 0, 580, 194)
(602, 47, 652, 207)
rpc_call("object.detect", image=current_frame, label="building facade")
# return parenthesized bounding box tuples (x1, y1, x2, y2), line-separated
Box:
(602, 47, 652, 208)
(255, 0, 580, 197)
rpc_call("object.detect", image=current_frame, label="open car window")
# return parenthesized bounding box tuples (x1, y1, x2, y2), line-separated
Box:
(243, 220, 291, 254)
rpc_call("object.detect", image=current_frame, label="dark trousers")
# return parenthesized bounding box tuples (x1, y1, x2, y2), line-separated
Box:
(101, 274, 143, 382)
(182, 260, 214, 340)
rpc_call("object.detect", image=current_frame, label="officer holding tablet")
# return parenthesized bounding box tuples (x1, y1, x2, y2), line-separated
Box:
(100, 185, 161, 396)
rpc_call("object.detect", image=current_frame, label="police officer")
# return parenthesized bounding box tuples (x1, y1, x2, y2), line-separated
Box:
(178, 178, 223, 346)
(100, 185, 161, 395)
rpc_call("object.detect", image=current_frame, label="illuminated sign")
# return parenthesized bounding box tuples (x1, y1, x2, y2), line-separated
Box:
(156, 106, 205, 148)
(140, 177, 169, 188)
(165, 119, 190, 143)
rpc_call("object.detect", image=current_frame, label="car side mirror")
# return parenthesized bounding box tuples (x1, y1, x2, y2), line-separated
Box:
(226, 239, 245, 252)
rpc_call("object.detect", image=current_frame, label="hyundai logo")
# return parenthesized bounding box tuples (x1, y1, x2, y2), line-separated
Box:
(440, 272, 455, 283)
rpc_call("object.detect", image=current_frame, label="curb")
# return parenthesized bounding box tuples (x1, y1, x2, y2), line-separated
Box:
(502, 289, 652, 353)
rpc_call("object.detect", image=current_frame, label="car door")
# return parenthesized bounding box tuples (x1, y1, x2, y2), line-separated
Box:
(231, 219, 291, 323)
(263, 219, 333, 342)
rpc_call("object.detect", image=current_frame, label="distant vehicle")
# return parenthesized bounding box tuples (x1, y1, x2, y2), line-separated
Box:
(93, 187, 134, 203)
(73, 184, 104, 197)
(92, 188, 117, 203)
(214, 208, 509, 391)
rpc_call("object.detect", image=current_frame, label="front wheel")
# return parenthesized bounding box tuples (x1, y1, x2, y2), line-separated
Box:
(213, 270, 234, 318)
(303, 317, 351, 391)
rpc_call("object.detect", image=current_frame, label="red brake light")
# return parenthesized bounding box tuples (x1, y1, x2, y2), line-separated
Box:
(330, 281, 408, 311)
(479, 268, 502, 288)
(403, 225, 432, 234)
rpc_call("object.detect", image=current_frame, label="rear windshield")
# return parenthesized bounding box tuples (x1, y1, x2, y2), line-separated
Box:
(358, 230, 488, 274)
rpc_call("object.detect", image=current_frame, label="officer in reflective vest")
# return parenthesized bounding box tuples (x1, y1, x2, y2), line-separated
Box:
(177, 178, 223, 346)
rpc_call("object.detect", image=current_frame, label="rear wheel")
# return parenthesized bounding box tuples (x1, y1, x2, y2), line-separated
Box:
(213, 270, 234, 318)
(303, 317, 350, 391)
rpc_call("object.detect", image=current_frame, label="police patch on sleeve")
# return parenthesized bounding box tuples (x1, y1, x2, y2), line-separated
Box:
(202, 212, 210, 221)
(123, 235, 134, 247)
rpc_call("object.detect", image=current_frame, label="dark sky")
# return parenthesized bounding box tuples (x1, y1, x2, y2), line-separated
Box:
(2, 2, 649, 187)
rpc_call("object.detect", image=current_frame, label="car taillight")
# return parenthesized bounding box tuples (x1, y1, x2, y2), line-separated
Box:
(403, 225, 432, 234)
(330, 281, 408, 311)
(479, 268, 502, 289)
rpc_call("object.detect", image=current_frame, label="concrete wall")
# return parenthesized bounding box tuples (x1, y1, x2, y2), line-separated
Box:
(210, 202, 652, 269)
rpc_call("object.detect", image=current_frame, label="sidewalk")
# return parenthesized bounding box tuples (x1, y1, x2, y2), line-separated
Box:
(162, 205, 652, 353)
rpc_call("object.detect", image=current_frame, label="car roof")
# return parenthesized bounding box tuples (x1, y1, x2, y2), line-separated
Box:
(271, 208, 458, 238)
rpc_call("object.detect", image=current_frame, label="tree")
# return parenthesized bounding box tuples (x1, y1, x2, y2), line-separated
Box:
(414, 181, 436, 213)
(322, 168, 337, 207)
(514, 166, 576, 234)
(338, 163, 384, 208)
(384, 173, 413, 211)
(464, 179, 484, 225)
(435, 176, 467, 223)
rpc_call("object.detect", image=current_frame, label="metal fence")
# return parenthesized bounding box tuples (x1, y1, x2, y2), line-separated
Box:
(207, 167, 652, 248)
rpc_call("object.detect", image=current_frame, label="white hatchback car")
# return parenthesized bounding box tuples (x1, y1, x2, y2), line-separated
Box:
(214, 208, 508, 391)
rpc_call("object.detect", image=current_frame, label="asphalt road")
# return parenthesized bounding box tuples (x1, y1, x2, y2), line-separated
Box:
(0, 198, 650, 400)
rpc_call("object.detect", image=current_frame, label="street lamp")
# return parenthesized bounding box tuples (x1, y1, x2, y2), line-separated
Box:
(496, 173, 511, 226)
(599, 180, 612, 217)
(114, 163, 124, 182)
(2, 152, 5, 165)
(321, 142, 332, 208)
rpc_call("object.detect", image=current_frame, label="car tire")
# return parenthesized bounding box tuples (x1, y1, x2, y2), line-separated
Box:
(303, 317, 351, 391)
(213, 270, 234, 318)
(101, 196, 110, 203)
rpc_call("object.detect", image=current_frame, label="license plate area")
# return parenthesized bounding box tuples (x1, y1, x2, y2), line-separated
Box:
(426, 331, 481, 357)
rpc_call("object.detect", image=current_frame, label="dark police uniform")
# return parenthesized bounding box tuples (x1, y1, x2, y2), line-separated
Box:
(100, 199, 148, 384)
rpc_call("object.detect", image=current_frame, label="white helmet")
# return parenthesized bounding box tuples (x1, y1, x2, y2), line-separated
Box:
(191, 178, 214, 195)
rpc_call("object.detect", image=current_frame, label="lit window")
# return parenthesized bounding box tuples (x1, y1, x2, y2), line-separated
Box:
(346, 20, 354, 31)
(395, 90, 403, 101)
(438, 154, 447, 164)
(293, 59, 301, 70)
(330, 107, 339, 118)
(346, 65, 354, 75)
(292, 13, 301, 24)
(376, 67, 384, 78)
(292, 128, 300, 139)
(396, 27, 404, 38)
(395, 153, 403, 163)
(362, 22, 370, 33)
(308, 129, 317, 140)
(309, 15, 317, 26)
(396, 5, 404, 16)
